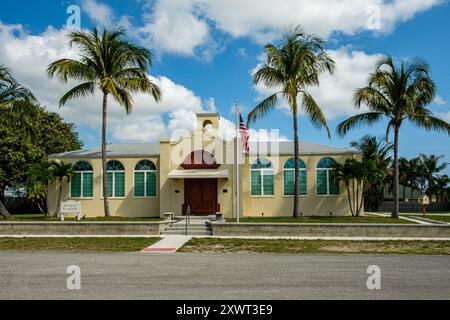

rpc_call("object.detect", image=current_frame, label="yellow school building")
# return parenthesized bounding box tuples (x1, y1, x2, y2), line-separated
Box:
(48, 113, 362, 218)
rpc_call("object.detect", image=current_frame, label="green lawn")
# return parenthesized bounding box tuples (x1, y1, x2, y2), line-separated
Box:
(421, 216, 450, 223)
(226, 216, 413, 224)
(0, 237, 159, 252)
(0, 214, 163, 222)
(180, 238, 450, 255)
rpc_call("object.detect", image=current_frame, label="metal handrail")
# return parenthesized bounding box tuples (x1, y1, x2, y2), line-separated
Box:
(185, 205, 191, 236)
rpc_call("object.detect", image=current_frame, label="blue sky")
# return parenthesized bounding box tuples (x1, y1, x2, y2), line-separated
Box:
(0, 0, 449, 173)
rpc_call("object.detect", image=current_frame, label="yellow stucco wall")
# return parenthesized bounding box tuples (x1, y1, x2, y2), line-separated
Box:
(48, 156, 160, 218)
(241, 154, 360, 217)
(48, 114, 362, 218)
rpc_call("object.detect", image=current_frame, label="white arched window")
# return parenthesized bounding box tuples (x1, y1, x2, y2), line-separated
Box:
(106, 160, 125, 198)
(71, 161, 93, 198)
(284, 158, 307, 196)
(317, 157, 339, 195)
(251, 158, 274, 196)
(134, 160, 157, 198)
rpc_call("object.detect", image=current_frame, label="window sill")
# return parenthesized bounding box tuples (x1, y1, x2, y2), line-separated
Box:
(133, 196, 158, 199)
(283, 195, 308, 198)
(250, 195, 275, 198)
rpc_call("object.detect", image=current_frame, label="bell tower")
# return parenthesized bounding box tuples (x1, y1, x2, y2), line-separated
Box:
(196, 113, 220, 132)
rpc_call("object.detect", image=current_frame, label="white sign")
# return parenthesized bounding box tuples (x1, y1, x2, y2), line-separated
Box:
(61, 200, 81, 214)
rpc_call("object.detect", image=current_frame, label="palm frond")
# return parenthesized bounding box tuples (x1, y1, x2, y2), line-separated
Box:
(300, 91, 331, 138)
(409, 114, 450, 135)
(247, 92, 280, 127)
(59, 82, 95, 107)
(336, 112, 383, 137)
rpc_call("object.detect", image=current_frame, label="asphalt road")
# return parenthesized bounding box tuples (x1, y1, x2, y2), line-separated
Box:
(0, 251, 449, 300)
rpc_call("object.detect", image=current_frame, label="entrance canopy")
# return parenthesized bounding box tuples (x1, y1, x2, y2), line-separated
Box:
(168, 169, 229, 179)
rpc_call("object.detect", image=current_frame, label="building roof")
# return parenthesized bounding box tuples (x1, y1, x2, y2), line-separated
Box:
(50, 143, 161, 158)
(50, 141, 357, 159)
(250, 141, 357, 155)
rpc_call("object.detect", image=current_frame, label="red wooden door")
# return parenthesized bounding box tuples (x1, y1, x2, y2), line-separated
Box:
(185, 179, 217, 215)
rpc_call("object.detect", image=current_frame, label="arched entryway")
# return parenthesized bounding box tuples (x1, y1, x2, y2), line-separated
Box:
(182, 151, 221, 216)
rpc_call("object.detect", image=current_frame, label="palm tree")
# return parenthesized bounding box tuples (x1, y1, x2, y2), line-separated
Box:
(0, 65, 35, 108)
(50, 161, 74, 218)
(350, 135, 393, 165)
(248, 26, 335, 217)
(434, 174, 450, 203)
(350, 135, 392, 211)
(0, 65, 37, 220)
(26, 161, 54, 215)
(334, 159, 383, 217)
(337, 57, 450, 218)
(47, 28, 161, 217)
(419, 154, 448, 199)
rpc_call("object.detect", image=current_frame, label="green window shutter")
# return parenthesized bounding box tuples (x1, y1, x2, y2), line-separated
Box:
(71, 173, 81, 198)
(107, 172, 113, 197)
(82, 172, 93, 197)
(146, 172, 157, 197)
(284, 170, 294, 196)
(329, 170, 339, 195)
(251, 171, 262, 196)
(114, 172, 125, 197)
(317, 170, 328, 195)
(263, 171, 274, 196)
(134, 172, 145, 197)
(300, 170, 307, 195)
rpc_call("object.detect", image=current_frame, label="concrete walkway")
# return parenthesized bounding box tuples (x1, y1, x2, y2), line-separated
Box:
(367, 212, 434, 225)
(140, 235, 192, 253)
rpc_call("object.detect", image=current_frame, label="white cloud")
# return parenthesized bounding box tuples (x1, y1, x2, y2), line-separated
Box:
(201, 0, 442, 42)
(437, 112, 450, 123)
(77, 0, 441, 60)
(0, 22, 212, 143)
(81, 0, 115, 27)
(131, 0, 442, 58)
(137, 0, 211, 58)
(252, 47, 382, 119)
(433, 96, 448, 106)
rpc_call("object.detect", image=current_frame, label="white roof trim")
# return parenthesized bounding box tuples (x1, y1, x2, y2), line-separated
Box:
(168, 169, 229, 179)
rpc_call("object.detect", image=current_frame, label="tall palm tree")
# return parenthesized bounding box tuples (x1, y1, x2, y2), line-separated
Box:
(248, 26, 335, 217)
(419, 154, 448, 199)
(0, 65, 37, 220)
(47, 28, 161, 217)
(50, 161, 74, 218)
(337, 57, 450, 218)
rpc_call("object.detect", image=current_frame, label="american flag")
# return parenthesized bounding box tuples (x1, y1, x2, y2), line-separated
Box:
(239, 113, 250, 154)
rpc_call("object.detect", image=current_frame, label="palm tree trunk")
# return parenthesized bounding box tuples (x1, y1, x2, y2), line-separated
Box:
(54, 183, 63, 218)
(356, 180, 360, 217)
(292, 107, 300, 218)
(392, 125, 400, 218)
(102, 93, 111, 218)
(346, 183, 354, 216)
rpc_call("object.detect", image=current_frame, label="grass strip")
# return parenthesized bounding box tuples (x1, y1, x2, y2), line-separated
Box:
(180, 238, 450, 255)
(0, 237, 160, 252)
(226, 216, 413, 224)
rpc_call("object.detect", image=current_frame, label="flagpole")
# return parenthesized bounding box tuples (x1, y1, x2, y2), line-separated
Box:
(235, 100, 240, 224)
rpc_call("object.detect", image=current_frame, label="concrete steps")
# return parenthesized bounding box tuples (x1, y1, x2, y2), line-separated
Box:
(161, 220, 213, 236)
